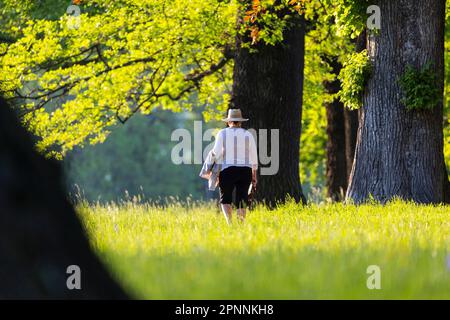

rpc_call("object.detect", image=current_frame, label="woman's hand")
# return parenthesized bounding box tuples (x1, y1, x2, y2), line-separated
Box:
(252, 169, 257, 189)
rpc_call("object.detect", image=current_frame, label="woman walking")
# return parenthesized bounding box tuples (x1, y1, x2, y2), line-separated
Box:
(211, 109, 258, 224)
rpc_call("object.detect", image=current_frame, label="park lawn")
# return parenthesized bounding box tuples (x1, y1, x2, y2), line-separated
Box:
(78, 200, 450, 299)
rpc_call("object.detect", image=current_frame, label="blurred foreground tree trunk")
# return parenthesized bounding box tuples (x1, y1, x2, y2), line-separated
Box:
(346, 0, 449, 203)
(0, 97, 127, 299)
(231, 9, 307, 206)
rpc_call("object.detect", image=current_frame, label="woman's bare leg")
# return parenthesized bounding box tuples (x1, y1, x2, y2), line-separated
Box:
(237, 208, 246, 223)
(221, 204, 233, 225)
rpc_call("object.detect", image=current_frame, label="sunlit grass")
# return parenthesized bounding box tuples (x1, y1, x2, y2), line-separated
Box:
(77, 200, 450, 299)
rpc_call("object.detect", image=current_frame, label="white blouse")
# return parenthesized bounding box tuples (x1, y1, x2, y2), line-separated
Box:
(212, 127, 258, 171)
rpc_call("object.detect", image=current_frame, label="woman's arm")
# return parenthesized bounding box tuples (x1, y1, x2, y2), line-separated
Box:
(211, 129, 224, 160)
(252, 167, 258, 188)
(249, 132, 258, 187)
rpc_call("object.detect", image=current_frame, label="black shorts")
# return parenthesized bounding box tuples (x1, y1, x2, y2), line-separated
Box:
(219, 166, 252, 208)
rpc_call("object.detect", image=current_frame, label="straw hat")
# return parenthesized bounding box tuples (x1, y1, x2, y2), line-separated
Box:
(222, 109, 249, 122)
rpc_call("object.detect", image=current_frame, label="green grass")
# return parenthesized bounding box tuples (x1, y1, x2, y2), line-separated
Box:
(78, 200, 450, 299)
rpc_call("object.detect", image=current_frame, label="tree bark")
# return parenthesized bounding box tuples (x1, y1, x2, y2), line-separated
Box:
(324, 57, 347, 201)
(346, 0, 447, 204)
(231, 10, 306, 206)
(0, 97, 127, 299)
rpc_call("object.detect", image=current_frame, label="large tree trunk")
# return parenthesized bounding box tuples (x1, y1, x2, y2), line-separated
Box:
(231, 10, 306, 206)
(346, 0, 447, 203)
(324, 57, 347, 201)
(0, 97, 127, 299)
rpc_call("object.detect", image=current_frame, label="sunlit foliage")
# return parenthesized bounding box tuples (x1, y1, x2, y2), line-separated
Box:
(1, 0, 239, 157)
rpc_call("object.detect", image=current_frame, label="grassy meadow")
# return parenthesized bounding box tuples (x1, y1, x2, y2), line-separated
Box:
(78, 200, 450, 299)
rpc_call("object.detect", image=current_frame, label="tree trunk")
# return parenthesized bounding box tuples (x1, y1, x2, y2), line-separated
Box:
(346, 0, 447, 204)
(324, 58, 347, 201)
(0, 97, 127, 299)
(231, 11, 306, 206)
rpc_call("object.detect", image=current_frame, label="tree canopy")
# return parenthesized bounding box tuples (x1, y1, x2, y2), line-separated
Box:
(1, 0, 239, 157)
